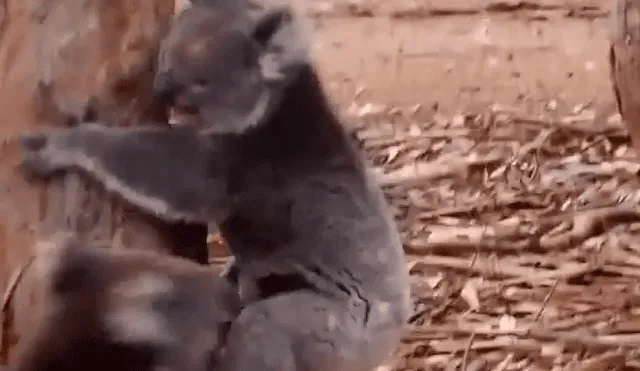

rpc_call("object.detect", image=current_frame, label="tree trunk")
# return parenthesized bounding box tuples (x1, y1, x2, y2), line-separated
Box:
(610, 0, 640, 153)
(0, 0, 208, 364)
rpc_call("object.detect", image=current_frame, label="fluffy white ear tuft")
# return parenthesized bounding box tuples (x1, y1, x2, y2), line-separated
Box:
(250, 6, 310, 82)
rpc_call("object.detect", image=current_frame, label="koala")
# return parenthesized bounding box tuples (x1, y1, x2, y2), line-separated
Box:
(16, 233, 240, 371)
(19, 3, 411, 371)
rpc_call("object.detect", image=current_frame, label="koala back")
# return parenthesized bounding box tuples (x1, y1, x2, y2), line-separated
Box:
(212, 52, 410, 330)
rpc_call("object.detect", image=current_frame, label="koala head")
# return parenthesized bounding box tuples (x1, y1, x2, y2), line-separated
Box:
(153, 3, 309, 134)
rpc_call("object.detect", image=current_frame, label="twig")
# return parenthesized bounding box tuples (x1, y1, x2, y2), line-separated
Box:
(533, 279, 558, 322)
(1, 257, 35, 364)
(408, 254, 594, 282)
(406, 206, 640, 255)
(1, 258, 35, 312)
(461, 332, 476, 371)
(378, 151, 507, 186)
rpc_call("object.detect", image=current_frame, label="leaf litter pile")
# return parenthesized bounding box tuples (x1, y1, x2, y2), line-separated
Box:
(349, 103, 640, 370)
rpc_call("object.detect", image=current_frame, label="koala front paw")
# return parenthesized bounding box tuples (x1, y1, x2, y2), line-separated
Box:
(21, 133, 49, 152)
(19, 132, 74, 179)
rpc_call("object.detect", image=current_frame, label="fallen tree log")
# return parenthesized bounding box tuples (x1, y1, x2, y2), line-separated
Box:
(0, 0, 209, 363)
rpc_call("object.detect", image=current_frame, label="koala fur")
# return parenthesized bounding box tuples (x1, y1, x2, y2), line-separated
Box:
(16, 233, 239, 371)
(20, 3, 411, 371)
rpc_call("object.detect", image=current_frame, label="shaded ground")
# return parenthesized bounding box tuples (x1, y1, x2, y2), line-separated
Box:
(279, 0, 640, 369)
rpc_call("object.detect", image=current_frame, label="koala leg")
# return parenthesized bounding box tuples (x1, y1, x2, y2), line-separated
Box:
(221, 291, 402, 371)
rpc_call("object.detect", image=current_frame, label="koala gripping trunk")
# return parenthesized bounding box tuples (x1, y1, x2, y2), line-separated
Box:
(0, 0, 209, 364)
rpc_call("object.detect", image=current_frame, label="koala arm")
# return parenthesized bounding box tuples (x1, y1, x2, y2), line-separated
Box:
(20, 123, 227, 224)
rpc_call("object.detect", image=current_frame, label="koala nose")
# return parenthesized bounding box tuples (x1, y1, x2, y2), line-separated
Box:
(152, 72, 179, 103)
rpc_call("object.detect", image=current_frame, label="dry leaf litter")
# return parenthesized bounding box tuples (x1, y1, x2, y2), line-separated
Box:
(340, 101, 640, 371)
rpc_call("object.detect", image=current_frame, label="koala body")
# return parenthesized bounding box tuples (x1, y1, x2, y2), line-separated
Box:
(16, 234, 239, 371)
(20, 4, 411, 371)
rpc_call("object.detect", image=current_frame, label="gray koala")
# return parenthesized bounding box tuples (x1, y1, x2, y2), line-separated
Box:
(16, 233, 239, 371)
(19, 3, 411, 371)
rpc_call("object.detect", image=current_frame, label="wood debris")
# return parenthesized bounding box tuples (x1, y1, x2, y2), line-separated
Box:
(349, 106, 640, 370)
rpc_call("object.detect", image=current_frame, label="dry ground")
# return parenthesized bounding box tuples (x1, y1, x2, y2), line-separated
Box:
(309, 0, 615, 115)
(273, 0, 640, 369)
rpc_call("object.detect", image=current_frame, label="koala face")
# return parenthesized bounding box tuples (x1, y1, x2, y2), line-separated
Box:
(153, 4, 308, 134)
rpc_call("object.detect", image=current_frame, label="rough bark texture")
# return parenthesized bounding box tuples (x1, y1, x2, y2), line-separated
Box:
(610, 0, 640, 153)
(0, 0, 208, 364)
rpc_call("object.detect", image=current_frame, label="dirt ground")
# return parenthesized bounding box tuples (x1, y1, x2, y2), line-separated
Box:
(307, 0, 614, 116)
(290, 0, 640, 369)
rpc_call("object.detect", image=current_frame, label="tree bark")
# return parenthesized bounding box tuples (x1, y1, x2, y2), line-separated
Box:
(0, 0, 208, 364)
(610, 0, 640, 153)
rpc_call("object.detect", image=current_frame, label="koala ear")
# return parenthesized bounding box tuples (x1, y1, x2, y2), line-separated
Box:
(250, 7, 308, 82)
(251, 8, 293, 47)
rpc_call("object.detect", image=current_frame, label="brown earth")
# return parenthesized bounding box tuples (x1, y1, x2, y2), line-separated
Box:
(307, 0, 614, 116)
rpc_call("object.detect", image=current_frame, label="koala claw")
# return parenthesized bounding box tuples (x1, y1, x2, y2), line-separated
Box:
(19, 133, 68, 179)
(20, 133, 49, 152)
(20, 151, 62, 179)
